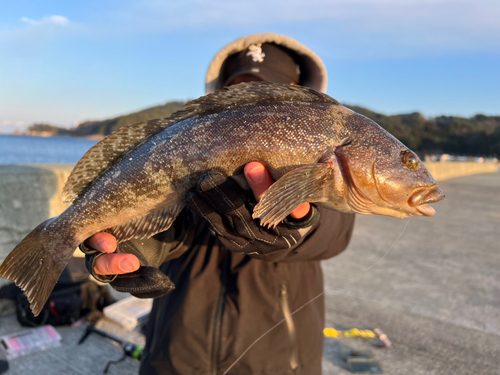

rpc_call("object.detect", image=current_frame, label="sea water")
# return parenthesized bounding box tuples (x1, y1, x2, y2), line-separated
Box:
(0, 135, 98, 164)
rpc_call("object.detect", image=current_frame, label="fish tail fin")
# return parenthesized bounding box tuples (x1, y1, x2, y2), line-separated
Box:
(0, 218, 75, 317)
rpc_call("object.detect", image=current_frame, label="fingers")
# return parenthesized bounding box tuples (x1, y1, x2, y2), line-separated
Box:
(289, 202, 311, 220)
(94, 253, 140, 275)
(85, 232, 117, 253)
(244, 162, 275, 202)
(244, 162, 311, 220)
(85, 232, 139, 275)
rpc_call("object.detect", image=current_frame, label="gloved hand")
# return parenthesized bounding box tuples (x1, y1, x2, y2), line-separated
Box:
(80, 231, 177, 299)
(185, 169, 320, 260)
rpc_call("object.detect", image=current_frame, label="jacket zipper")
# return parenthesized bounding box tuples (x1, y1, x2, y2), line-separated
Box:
(211, 250, 229, 375)
(280, 284, 299, 370)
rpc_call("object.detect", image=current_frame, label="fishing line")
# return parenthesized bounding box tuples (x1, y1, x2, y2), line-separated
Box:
(222, 291, 325, 375)
(364, 217, 411, 272)
(223, 217, 410, 374)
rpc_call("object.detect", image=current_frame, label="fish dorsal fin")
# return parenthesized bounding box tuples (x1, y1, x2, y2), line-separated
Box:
(175, 82, 340, 118)
(63, 82, 339, 203)
(62, 118, 174, 202)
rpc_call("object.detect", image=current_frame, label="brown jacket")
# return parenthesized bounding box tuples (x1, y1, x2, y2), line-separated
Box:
(136, 207, 355, 375)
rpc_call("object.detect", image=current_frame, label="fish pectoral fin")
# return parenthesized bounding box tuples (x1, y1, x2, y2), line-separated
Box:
(253, 163, 334, 228)
(107, 204, 184, 242)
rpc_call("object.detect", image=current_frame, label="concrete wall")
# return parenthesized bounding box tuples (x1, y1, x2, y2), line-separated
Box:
(425, 161, 498, 182)
(0, 162, 498, 288)
(0, 165, 72, 288)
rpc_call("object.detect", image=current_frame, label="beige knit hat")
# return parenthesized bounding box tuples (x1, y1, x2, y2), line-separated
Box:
(205, 33, 328, 94)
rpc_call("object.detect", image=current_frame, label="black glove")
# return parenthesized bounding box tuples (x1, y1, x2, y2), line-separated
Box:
(80, 230, 177, 299)
(185, 170, 320, 261)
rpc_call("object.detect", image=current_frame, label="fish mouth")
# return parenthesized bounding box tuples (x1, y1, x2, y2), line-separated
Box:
(409, 185, 445, 217)
(337, 154, 445, 218)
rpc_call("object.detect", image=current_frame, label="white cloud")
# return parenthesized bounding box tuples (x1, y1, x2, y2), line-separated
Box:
(20, 15, 70, 26)
(0, 15, 72, 56)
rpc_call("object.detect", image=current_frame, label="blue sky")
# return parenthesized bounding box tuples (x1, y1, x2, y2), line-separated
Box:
(0, 0, 499, 133)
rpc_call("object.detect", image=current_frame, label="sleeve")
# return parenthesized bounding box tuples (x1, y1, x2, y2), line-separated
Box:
(275, 208, 355, 262)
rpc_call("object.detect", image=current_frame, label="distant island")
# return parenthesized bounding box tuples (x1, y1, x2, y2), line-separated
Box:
(19, 101, 186, 140)
(14, 100, 500, 159)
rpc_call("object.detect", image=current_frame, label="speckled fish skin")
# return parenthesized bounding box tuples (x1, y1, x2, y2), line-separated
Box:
(0, 82, 444, 316)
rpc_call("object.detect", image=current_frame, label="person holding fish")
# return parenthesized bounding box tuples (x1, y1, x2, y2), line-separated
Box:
(0, 33, 444, 375)
(82, 33, 356, 375)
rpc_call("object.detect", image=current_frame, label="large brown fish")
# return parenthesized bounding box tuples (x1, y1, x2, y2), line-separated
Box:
(0, 82, 444, 315)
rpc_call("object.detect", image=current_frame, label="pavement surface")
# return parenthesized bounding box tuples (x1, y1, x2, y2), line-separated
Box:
(0, 171, 499, 375)
(321, 171, 500, 375)
(0, 313, 142, 375)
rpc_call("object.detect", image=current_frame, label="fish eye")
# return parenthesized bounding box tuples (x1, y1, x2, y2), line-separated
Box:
(401, 151, 419, 171)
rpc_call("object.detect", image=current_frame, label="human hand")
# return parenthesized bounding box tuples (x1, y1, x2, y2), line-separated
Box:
(81, 229, 175, 298)
(84, 233, 139, 276)
(185, 162, 318, 258)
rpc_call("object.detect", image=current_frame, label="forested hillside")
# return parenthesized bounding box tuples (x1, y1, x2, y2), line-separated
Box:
(71, 101, 185, 136)
(346, 105, 500, 158)
(25, 101, 500, 158)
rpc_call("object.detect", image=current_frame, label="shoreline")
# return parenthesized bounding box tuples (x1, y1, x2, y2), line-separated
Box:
(6, 132, 105, 141)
